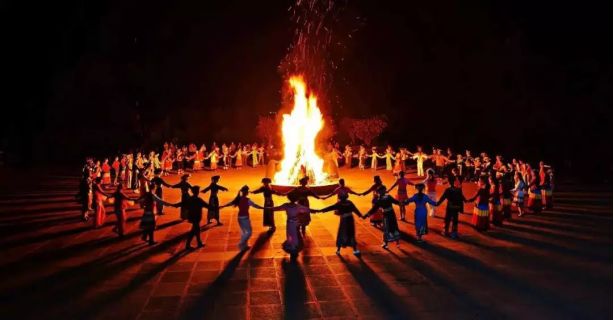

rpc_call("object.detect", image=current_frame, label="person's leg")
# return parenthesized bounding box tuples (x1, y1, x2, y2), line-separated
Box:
(194, 223, 203, 247)
(451, 211, 459, 238)
(444, 210, 451, 235)
(400, 205, 406, 220)
(148, 229, 155, 245)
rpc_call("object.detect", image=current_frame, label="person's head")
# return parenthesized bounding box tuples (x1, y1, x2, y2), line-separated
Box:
(417, 145, 422, 152)
(190, 185, 200, 195)
(399, 171, 405, 178)
(154, 169, 162, 176)
(415, 183, 425, 193)
(447, 176, 455, 187)
(299, 177, 309, 186)
(371, 176, 380, 185)
(539, 161, 544, 168)
(212, 175, 220, 183)
(262, 177, 271, 186)
(338, 178, 345, 186)
(479, 176, 488, 188)
(240, 185, 249, 196)
(181, 173, 190, 181)
(287, 192, 298, 203)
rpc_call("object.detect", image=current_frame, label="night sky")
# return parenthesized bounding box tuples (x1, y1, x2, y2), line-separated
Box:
(1, 0, 611, 181)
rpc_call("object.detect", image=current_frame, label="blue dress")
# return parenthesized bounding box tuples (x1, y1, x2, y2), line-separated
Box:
(406, 193, 437, 236)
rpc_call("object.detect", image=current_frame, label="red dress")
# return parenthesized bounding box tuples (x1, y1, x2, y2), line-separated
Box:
(101, 163, 111, 184)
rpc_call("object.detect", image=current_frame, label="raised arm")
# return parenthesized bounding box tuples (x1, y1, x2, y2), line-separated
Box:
(387, 180, 399, 193)
(249, 200, 265, 210)
(351, 203, 364, 218)
(312, 203, 338, 214)
(435, 190, 448, 206)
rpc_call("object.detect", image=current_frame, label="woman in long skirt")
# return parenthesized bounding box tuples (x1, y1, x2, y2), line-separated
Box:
(286, 177, 321, 236)
(171, 174, 192, 220)
(266, 193, 310, 261)
(511, 172, 526, 217)
(466, 176, 490, 231)
(527, 169, 542, 213)
(501, 171, 514, 219)
(202, 175, 228, 225)
(365, 186, 402, 249)
(387, 171, 414, 221)
(111, 184, 136, 237)
(360, 175, 384, 227)
(312, 192, 364, 255)
(92, 177, 110, 228)
(251, 178, 279, 232)
(489, 175, 503, 226)
(404, 183, 437, 242)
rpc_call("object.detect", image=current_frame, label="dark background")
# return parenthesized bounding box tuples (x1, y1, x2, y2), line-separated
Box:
(1, 0, 611, 182)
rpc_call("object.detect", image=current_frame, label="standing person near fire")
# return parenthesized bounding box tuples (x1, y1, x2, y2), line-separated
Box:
(343, 145, 353, 168)
(392, 150, 404, 176)
(383, 146, 396, 171)
(231, 145, 245, 169)
(539, 161, 553, 209)
(489, 175, 503, 226)
(424, 169, 438, 217)
(150, 169, 172, 216)
(501, 170, 514, 220)
(110, 184, 136, 237)
(411, 146, 429, 177)
(101, 158, 112, 185)
(221, 144, 230, 170)
(250, 145, 259, 168)
(360, 175, 384, 227)
(404, 183, 438, 242)
(221, 185, 265, 251)
(365, 186, 401, 249)
(77, 174, 93, 221)
(311, 192, 364, 255)
(369, 147, 382, 170)
(92, 177, 110, 228)
(202, 175, 228, 225)
(205, 147, 219, 171)
(511, 171, 527, 216)
(466, 176, 491, 231)
(265, 193, 310, 261)
(436, 177, 466, 238)
(527, 169, 542, 214)
(251, 178, 280, 232)
(111, 156, 120, 185)
(387, 171, 414, 221)
(357, 145, 367, 170)
(286, 177, 322, 236)
(172, 174, 192, 220)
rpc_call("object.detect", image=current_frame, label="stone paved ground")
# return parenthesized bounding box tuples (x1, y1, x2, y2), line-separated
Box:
(0, 167, 611, 319)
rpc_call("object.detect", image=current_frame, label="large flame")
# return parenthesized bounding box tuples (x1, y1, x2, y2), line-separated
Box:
(273, 76, 328, 185)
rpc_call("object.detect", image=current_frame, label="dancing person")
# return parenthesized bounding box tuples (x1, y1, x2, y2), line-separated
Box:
(501, 170, 514, 220)
(286, 177, 321, 236)
(424, 169, 438, 217)
(358, 145, 367, 170)
(383, 146, 396, 171)
(343, 145, 353, 168)
(101, 158, 111, 185)
(489, 175, 503, 226)
(539, 162, 553, 209)
(111, 156, 120, 185)
(172, 174, 192, 220)
(360, 175, 384, 227)
(205, 148, 219, 171)
(411, 146, 429, 177)
(511, 171, 527, 217)
(369, 147, 381, 170)
(265, 193, 310, 261)
(110, 184, 136, 237)
(202, 175, 228, 225)
(172, 185, 209, 249)
(365, 186, 401, 248)
(387, 171, 414, 221)
(527, 169, 542, 214)
(405, 183, 438, 242)
(311, 192, 364, 255)
(150, 169, 172, 215)
(436, 177, 466, 238)
(251, 178, 280, 232)
(135, 183, 172, 245)
(77, 174, 93, 221)
(92, 177, 110, 228)
(466, 176, 490, 231)
(222, 185, 265, 251)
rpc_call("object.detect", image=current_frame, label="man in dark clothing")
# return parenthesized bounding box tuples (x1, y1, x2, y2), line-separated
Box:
(436, 177, 466, 238)
(150, 169, 171, 215)
(173, 186, 210, 250)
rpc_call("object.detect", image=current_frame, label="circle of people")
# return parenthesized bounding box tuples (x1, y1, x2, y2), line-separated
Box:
(77, 142, 554, 260)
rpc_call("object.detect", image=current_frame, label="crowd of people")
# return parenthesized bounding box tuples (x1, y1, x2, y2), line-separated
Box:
(76, 141, 555, 260)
